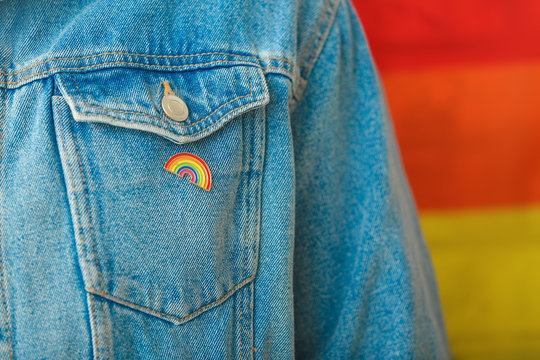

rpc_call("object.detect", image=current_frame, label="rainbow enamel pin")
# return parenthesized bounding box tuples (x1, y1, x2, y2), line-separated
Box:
(164, 153, 212, 191)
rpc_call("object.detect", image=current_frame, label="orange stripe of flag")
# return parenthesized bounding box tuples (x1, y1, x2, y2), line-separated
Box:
(382, 61, 540, 209)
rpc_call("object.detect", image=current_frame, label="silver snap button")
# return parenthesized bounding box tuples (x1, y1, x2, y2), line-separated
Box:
(161, 94, 189, 122)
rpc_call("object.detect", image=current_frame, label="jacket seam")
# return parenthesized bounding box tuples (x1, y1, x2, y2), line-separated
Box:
(0, 89, 13, 360)
(0, 56, 302, 87)
(248, 97, 265, 358)
(260, 66, 300, 85)
(87, 293, 102, 359)
(240, 108, 255, 360)
(295, 0, 342, 101)
(0, 52, 297, 76)
(302, 0, 341, 79)
(85, 272, 257, 325)
(298, 0, 333, 71)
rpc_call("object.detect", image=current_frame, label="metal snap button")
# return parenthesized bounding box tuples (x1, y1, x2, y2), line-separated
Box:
(161, 94, 189, 122)
(159, 80, 189, 122)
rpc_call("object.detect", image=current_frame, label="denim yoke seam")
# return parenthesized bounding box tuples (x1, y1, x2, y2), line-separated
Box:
(58, 69, 261, 138)
(54, 99, 110, 360)
(0, 87, 13, 360)
(0, 53, 297, 77)
(0, 55, 304, 90)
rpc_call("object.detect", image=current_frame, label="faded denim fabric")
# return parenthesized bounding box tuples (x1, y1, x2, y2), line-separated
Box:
(0, 0, 450, 359)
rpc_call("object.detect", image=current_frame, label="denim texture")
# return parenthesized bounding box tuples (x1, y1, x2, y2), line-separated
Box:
(0, 0, 450, 358)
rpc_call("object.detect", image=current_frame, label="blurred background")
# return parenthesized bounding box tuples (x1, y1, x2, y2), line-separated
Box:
(351, 1, 540, 359)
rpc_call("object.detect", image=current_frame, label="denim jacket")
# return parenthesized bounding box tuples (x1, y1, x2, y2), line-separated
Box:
(0, 0, 449, 359)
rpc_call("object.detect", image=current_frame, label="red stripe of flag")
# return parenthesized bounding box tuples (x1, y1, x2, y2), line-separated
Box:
(352, 0, 540, 70)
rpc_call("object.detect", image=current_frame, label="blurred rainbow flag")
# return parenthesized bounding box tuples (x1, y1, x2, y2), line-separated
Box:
(352, 1, 540, 358)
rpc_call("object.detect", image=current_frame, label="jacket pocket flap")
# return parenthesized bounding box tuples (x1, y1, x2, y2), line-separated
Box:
(54, 64, 269, 144)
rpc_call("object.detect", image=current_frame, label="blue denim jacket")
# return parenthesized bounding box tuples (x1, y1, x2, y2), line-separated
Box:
(0, 0, 449, 358)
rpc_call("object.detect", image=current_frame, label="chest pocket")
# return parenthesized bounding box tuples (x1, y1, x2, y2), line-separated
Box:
(51, 63, 269, 325)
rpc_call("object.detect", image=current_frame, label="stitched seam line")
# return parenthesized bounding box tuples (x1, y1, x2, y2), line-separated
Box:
(0, 257, 12, 360)
(260, 65, 307, 102)
(243, 111, 255, 276)
(86, 273, 257, 324)
(1, 58, 300, 87)
(88, 293, 101, 360)
(303, 0, 341, 80)
(240, 284, 246, 360)
(56, 99, 102, 360)
(0, 51, 297, 76)
(68, 113, 112, 357)
(66, 70, 254, 129)
(249, 85, 265, 359)
(259, 56, 296, 69)
(253, 92, 265, 356)
(260, 66, 303, 87)
(298, 0, 332, 70)
(240, 109, 255, 360)
(0, 60, 254, 86)
(0, 89, 12, 360)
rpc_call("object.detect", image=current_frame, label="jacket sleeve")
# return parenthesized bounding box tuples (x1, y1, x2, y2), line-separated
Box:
(290, 0, 450, 358)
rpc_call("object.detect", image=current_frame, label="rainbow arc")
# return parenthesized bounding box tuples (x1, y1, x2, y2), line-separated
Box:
(164, 152, 212, 191)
